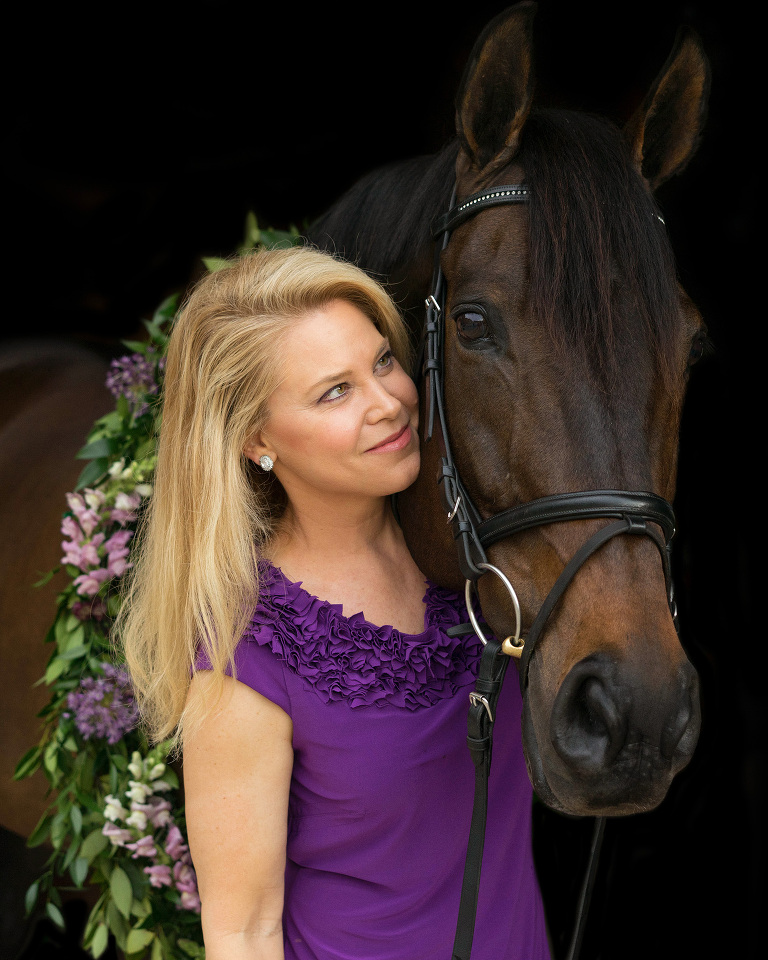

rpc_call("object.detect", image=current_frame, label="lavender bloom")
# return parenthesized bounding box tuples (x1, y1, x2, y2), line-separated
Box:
(178, 890, 201, 913)
(106, 352, 162, 416)
(71, 598, 108, 621)
(144, 864, 173, 888)
(66, 664, 138, 744)
(73, 567, 110, 597)
(125, 835, 158, 860)
(102, 822, 133, 847)
(164, 824, 188, 861)
(174, 861, 201, 913)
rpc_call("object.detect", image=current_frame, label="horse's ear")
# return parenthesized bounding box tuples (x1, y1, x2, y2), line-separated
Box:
(624, 27, 710, 191)
(455, 1, 537, 179)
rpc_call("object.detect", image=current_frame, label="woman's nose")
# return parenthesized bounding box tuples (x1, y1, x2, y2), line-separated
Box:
(366, 380, 401, 420)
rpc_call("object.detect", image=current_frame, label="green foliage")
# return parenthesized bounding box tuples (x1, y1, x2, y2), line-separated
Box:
(16, 220, 300, 957)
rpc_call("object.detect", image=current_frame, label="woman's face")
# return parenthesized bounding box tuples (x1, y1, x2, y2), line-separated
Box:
(246, 300, 420, 508)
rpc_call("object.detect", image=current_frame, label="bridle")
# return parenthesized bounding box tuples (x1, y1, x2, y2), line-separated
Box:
(419, 183, 680, 960)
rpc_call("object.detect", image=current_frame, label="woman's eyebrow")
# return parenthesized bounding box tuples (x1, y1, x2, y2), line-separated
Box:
(304, 338, 390, 396)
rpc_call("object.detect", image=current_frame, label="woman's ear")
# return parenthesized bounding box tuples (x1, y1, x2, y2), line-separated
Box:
(243, 431, 274, 468)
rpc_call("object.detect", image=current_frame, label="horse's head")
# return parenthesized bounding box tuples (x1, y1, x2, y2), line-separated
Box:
(401, 2, 710, 817)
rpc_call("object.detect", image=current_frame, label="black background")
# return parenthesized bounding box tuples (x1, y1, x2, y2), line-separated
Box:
(4, 2, 761, 958)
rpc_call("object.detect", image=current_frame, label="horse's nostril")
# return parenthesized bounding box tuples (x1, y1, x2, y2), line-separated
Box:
(660, 662, 701, 759)
(550, 655, 702, 778)
(551, 659, 627, 773)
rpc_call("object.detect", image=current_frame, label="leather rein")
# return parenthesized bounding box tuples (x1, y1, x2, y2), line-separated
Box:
(417, 183, 681, 960)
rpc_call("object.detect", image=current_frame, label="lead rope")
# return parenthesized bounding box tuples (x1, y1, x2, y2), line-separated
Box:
(451, 636, 605, 960)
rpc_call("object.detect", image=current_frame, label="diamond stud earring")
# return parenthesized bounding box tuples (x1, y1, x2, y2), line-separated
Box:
(258, 455, 274, 472)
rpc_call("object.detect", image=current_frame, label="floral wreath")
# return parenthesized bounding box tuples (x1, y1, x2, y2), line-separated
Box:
(15, 218, 300, 959)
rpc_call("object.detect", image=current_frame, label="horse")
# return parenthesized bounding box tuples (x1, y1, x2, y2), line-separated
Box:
(0, 339, 112, 957)
(308, 1, 710, 819)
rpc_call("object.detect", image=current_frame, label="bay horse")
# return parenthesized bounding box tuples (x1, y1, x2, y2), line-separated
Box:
(308, 1, 710, 818)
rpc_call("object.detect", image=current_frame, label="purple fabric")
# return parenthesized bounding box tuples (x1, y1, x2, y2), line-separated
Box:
(202, 564, 550, 959)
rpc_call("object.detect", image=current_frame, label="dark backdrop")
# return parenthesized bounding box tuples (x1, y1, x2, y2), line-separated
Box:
(4, 2, 760, 958)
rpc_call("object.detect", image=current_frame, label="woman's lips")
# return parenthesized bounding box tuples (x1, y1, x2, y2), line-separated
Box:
(367, 424, 412, 453)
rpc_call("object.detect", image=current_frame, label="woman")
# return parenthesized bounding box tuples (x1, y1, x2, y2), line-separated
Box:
(120, 246, 550, 959)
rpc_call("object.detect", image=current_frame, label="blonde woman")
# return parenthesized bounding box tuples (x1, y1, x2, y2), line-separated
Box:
(120, 246, 549, 960)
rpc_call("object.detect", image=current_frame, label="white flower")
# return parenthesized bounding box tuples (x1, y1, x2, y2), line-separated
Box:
(148, 763, 166, 780)
(127, 780, 152, 804)
(108, 459, 126, 477)
(128, 752, 144, 779)
(149, 779, 172, 792)
(135, 483, 153, 498)
(104, 795, 128, 822)
(126, 809, 148, 831)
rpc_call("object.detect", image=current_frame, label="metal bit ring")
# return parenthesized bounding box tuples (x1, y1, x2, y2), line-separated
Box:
(464, 563, 524, 658)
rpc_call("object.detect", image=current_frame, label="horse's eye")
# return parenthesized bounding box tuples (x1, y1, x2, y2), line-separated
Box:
(687, 330, 711, 369)
(455, 311, 490, 343)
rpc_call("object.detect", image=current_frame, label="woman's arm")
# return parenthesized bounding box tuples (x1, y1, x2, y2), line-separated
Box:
(183, 672, 293, 960)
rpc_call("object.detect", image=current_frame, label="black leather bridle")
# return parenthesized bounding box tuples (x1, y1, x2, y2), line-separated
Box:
(419, 183, 681, 960)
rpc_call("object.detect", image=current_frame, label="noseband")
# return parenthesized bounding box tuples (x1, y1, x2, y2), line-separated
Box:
(422, 182, 680, 689)
(422, 184, 680, 960)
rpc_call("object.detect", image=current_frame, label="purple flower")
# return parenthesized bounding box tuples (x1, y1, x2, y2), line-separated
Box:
(73, 567, 110, 597)
(102, 822, 133, 846)
(125, 834, 158, 860)
(71, 598, 108, 621)
(178, 890, 201, 913)
(106, 352, 162, 415)
(164, 825, 188, 861)
(173, 860, 197, 893)
(110, 493, 142, 526)
(144, 864, 173, 888)
(66, 664, 138, 743)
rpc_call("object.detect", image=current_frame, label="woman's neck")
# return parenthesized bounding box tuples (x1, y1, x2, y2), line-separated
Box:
(269, 494, 401, 569)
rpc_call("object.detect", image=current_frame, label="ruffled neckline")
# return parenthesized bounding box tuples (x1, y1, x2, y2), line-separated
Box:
(242, 563, 481, 710)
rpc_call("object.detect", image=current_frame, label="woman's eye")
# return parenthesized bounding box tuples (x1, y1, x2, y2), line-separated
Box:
(322, 383, 348, 402)
(376, 350, 394, 369)
(455, 311, 490, 343)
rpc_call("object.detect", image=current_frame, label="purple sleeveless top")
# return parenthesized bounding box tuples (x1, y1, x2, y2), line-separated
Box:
(213, 564, 550, 959)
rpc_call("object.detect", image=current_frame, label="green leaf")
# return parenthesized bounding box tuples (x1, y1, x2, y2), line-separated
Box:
(44, 656, 69, 684)
(70, 855, 89, 886)
(69, 804, 83, 835)
(45, 901, 66, 930)
(24, 881, 39, 915)
(110, 865, 134, 919)
(59, 622, 85, 653)
(151, 938, 164, 960)
(80, 827, 109, 864)
(26, 812, 52, 847)
(76, 437, 116, 460)
(33, 568, 57, 588)
(75, 458, 109, 490)
(58, 644, 89, 662)
(202, 256, 231, 273)
(14, 745, 42, 780)
(121, 339, 150, 353)
(91, 923, 110, 958)
(126, 928, 155, 952)
(178, 939, 206, 958)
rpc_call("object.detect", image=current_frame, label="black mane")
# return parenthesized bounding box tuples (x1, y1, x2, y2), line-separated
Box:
(520, 108, 680, 383)
(307, 143, 457, 279)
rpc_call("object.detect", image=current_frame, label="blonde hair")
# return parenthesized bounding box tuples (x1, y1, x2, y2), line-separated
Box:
(118, 245, 412, 747)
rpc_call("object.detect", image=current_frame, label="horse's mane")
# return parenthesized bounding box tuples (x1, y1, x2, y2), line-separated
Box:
(307, 143, 458, 278)
(309, 108, 680, 384)
(520, 108, 680, 384)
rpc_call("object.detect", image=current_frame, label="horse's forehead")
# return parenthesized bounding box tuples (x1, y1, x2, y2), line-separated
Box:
(443, 205, 530, 291)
